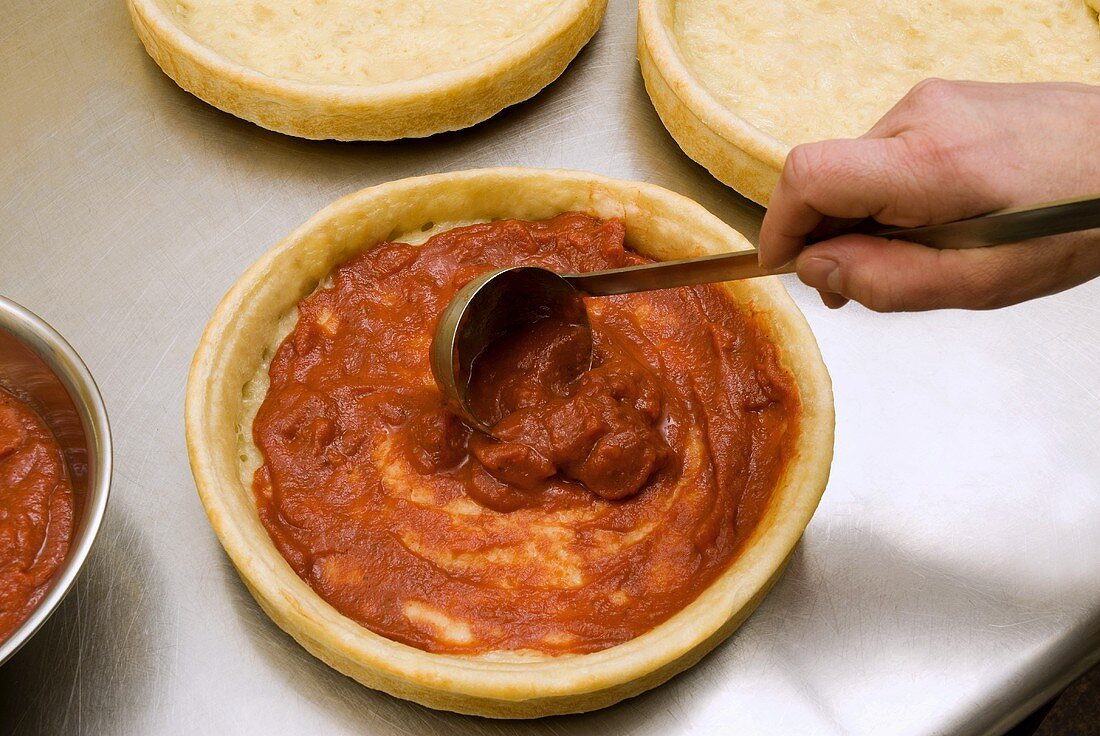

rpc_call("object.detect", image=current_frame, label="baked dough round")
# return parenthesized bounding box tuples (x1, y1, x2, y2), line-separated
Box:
(185, 168, 834, 717)
(128, 0, 607, 140)
(638, 0, 1100, 204)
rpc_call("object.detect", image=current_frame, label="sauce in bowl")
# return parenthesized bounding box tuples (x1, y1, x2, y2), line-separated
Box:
(0, 388, 74, 643)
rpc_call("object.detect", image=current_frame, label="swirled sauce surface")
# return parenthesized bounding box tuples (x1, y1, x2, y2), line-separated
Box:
(0, 388, 73, 643)
(252, 213, 798, 655)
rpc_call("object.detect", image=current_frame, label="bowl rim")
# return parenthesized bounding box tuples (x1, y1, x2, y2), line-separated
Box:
(0, 295, 112, 665)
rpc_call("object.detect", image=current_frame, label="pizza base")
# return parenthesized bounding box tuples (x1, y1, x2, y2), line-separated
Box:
(639, 0, 1100, 204)
(128, 0, 606, 140)
(185, 168, 834, 717)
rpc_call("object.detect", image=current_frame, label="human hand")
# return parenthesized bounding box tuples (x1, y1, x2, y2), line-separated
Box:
(758, 80, 1100, 311)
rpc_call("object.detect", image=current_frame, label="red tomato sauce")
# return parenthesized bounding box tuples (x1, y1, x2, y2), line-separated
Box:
(253, 213, 799, 655)
(0, 388, 74, 643)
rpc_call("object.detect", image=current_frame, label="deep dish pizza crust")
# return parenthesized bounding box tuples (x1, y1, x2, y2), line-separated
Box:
(185, 168, 834, 717)
(639, 0, 1100, 203)
(128, 0, 606, 139)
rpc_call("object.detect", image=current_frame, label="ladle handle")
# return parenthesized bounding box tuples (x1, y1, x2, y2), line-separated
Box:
(564, 193, 1100, 296)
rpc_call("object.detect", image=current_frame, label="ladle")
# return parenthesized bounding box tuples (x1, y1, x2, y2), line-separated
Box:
(431, 193, 1100, 432)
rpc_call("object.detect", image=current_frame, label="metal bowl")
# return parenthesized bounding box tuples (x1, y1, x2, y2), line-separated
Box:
(0, 295, 111, 664)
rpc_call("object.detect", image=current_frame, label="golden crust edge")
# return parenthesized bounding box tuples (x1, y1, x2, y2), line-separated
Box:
(184, 167, 834, 717)
(637, 0, 788, 205)
(638, 0, 1100, 206)
(127, 0, 607, 140)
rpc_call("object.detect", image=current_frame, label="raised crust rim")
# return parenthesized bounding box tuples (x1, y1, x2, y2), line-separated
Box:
(184, 167, 835, 717)
(127, 0, 607, 140)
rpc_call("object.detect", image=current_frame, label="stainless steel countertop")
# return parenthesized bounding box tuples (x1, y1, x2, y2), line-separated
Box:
(2, 1, 1099, 734)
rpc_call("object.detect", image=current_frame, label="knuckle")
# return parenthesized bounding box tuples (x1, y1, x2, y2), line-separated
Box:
(783, 142, 849, 203)
(908, 77, 958, 108)
(782, 144, 821, 192)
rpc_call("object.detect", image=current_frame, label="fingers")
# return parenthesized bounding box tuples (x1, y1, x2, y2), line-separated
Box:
(794, 232, 1100, 312)
(757, 79, 1100, 311)
(757, 132, 973, 269)
(759, 138, 910, 269)
(758, 91, 1006, 271)
(862, 78, 983, 138)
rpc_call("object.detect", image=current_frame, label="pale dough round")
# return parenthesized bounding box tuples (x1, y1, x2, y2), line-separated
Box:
(186, 168, 835, 717)
(128, 0, 606, 139)
(165, 0, 557, 86)
(639, 0, 1100, 203)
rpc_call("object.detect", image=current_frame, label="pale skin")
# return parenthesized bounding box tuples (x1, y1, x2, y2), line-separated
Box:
(757, 80, 1100, 312)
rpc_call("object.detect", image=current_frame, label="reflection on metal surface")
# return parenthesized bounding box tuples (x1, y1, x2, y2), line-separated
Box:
(1, 0, 1099, 734)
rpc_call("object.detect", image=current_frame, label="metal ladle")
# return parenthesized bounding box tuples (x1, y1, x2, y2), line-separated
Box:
(430, 194, 1100, 432)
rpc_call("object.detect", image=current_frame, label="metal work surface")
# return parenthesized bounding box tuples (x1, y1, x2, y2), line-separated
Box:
(2, 1, 1099, 733)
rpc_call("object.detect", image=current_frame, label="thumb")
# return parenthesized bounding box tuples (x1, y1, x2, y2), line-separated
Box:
(794, 234, 1078, 312)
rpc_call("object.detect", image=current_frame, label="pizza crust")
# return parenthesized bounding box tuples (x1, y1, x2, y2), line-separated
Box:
(639, 0, 1100, 203)
(185, 168, 834, 717)
(128, 0, 606, 140)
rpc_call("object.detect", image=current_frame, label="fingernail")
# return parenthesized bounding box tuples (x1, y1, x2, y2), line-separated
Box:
(800, 257, 842, 293)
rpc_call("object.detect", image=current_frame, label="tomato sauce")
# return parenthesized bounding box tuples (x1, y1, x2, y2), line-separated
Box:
(0, 388, 74, 643)
(253, 213, 799, 655)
